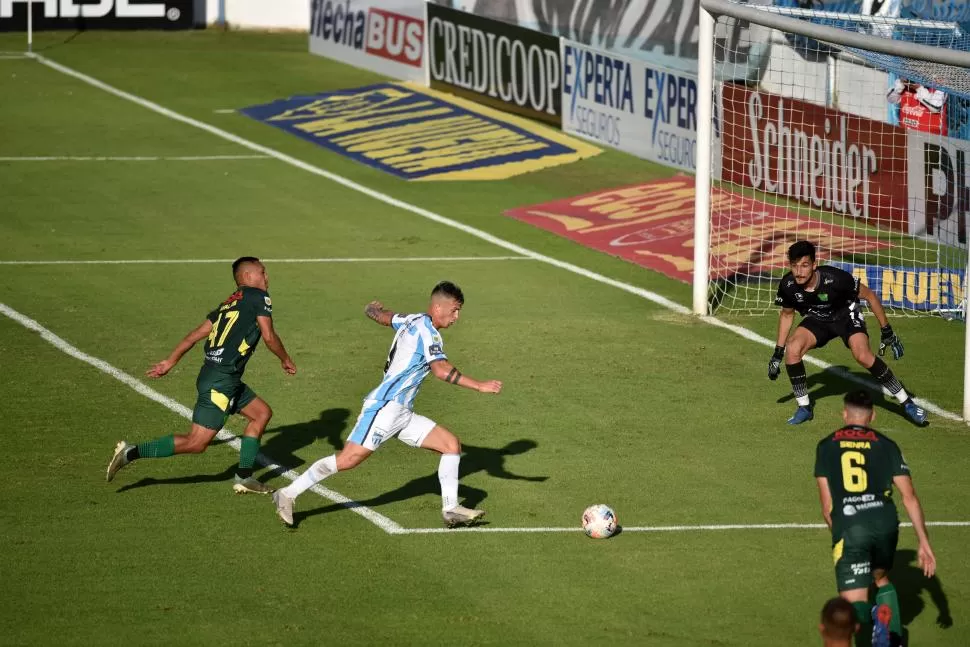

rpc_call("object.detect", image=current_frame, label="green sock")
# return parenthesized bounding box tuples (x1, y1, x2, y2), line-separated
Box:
(136, 435, 175, 458)
(852, 601, 871, 626)
(237, 436, 260, 478)
(876, 583, 903, 635)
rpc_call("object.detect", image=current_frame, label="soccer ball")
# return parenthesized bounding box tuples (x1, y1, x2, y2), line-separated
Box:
(581, 504, 618, 539)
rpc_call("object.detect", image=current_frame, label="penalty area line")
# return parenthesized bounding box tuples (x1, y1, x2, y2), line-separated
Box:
(0, 256, 533, 266)
(0, 302, 403, 535)
(398, 521, 970, 534)
(26, 52, 962, 423)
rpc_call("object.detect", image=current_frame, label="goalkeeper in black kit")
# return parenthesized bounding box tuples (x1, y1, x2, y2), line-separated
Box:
(768, 241, 927, 426)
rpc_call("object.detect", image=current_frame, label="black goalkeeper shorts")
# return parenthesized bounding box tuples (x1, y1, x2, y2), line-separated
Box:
(799, 312, 868, 349)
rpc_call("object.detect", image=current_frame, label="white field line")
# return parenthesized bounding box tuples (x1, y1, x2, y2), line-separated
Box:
(0, 54, 28, 60)
(0, 302, 403, 535)
(400, 521, 970, 534)
(0, 155, 269, 161)
(4, 310, 969, 537)
(0, 256, 532, 266)
(26, 53, 962, 423)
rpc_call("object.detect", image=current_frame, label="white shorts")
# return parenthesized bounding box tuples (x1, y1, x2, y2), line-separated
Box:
(346, 399, 436, 451)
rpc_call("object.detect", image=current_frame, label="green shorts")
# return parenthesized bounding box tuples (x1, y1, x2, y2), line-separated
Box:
(832, 521, 899, 592)
(192, 366, 257, 431)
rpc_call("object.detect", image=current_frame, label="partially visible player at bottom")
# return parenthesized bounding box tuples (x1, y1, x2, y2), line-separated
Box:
(818, 597, 858, 647)
(105, 257, 296, 494)
(272, 281, 502, 528)
(770, 240, 926, 426)
(814, 390, 937, 647)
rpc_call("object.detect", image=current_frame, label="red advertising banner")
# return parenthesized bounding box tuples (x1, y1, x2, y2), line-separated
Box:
(720, 83, 909, 231)
(505, 177, 890, 283)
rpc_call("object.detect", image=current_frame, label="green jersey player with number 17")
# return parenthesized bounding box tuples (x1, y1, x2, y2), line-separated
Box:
(105, 257, 297, 494)
(769, 241, 926, 426)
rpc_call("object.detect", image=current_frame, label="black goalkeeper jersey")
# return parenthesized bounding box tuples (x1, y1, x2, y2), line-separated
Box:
(775, 265, 860, 323)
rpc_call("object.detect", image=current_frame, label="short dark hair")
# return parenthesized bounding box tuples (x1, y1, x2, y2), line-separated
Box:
(844, 389, 874, 413)
(232, 256, 261, 281)
(431, 281, 464, 304)
(820, 597, 857, 640)
(787, 240, 816, 263)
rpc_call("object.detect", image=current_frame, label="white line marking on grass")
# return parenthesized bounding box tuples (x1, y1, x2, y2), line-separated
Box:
(27, 53, 961, 423)
(0, 302, 402, 535)
(400, 521, 970, 534)
(0, 155, 269, 162)
(0, 54, 28, 59)
(0, 256, 532, 266)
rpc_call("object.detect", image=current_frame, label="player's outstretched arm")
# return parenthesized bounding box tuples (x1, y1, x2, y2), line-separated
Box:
(815, 477, 833, 530)
(147, 319, 213, 378)
(257, 316, 296, 375)
(859, 284, 904, 359)
(894, 474, 937, 578)
(430, 359, 502, 394)
(364, 300, 395, 327)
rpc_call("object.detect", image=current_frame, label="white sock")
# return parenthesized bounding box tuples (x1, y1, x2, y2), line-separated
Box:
(281, 454, 337, 499)
(796, 395, 812, 407)
(438, 453, 460, 511)
(894, 388, 909, 404)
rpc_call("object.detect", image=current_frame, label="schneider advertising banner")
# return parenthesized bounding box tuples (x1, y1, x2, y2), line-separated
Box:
(427, 3, 561, 126)
(560, 39, 715, 174)
(308, 0, 426, 83)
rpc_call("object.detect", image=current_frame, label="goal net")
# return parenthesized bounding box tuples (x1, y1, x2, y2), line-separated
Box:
(695, 0, 970, 320)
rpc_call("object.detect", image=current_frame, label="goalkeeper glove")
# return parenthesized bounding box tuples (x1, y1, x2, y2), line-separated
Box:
(768, 345, 785, 380)
(879, 325, 904, 360)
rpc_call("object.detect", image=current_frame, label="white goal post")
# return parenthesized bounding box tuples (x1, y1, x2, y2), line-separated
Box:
(694, 0, 970, 420)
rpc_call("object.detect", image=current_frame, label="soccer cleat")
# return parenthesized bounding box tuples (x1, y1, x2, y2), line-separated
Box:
(106, 441, 133, 482)
(273, 490, 295, 527)
(903, 399, 928, 426)
(872, 603, 892, 647)
(787, 405, 814, 425)
(232, 475, 274, 495)
(442, 505, 485, 528)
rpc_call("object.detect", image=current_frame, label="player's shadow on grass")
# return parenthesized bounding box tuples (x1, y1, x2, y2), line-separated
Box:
(776, 366, 926, 426)
(115, 464, 238, 492)
(294, 439, 548, 527)
(851, 548, 952, 647)
(258, 408, 351, 478)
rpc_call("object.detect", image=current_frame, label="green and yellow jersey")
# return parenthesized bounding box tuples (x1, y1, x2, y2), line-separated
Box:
(814, 425, 909, 538)
(202, 286, 272, 376)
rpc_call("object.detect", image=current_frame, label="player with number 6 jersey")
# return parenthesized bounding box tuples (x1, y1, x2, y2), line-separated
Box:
(105, 257, 296, 495)
(271, 281, 503, 529)
(814, 390, 937, 646)
(768, 241, 926, 426)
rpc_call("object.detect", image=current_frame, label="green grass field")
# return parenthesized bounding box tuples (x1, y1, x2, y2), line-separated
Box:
(1, 31, 967, 646)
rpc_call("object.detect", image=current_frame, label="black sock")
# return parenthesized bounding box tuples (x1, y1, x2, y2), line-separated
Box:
(235, 467, 253, 479)
(125, 446, 141, 461)
(786, 361, 809, 401)
(868, 357, 905, 396)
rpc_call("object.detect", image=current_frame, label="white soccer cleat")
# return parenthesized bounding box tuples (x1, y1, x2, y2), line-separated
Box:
(442, 505, 485, 528)
(273, 490, 295, 527)
(232, 475, 274, 495)
(106, 441, 133, 482)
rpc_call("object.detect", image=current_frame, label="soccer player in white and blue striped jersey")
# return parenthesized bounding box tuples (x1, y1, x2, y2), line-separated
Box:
(273, 281, 503, 528)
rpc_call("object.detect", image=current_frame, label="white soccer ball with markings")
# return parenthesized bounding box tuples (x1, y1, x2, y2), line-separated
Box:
(582, 504, 618, 539)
